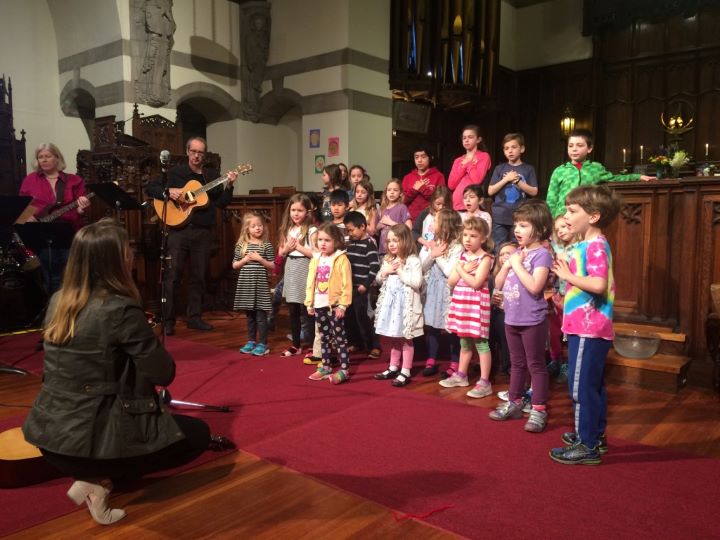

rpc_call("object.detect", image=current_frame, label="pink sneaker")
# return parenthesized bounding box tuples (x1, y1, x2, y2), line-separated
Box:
(308, 366, 332, 380)
(330, 369, 349, 385)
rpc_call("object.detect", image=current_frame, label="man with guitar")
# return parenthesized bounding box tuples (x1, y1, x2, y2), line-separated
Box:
(19, 143, 91, 295)
(145, 136, 238, 335)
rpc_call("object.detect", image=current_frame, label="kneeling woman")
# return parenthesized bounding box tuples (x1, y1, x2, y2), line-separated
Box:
(23, 219, 219, 525)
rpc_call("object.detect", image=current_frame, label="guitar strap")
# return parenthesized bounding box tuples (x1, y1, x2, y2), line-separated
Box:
(54, 173, 66, 206)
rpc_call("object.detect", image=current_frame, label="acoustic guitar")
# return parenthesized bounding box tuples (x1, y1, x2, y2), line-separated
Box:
(0, 427, 61, 488)
(153, 163, 253, 228)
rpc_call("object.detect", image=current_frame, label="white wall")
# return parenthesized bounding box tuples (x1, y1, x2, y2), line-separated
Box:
(209, 114, 301, 193)
(1, 0, 391, 192)
(499, 0, 592, 71)
(301, 111, 349, 191)
(268, 0, 351, 65)
(0, 0, 90, 171)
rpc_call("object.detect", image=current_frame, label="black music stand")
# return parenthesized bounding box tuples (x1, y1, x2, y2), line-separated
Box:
(0, 196, 34, 375)
(88, 182, 144, 213)
(14, 222, 75, 266)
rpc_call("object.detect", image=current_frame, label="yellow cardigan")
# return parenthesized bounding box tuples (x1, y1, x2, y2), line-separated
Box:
(304, 251, 353, 309)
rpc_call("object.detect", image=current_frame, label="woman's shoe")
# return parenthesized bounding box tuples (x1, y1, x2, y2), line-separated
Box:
(67, 479, 127, 525)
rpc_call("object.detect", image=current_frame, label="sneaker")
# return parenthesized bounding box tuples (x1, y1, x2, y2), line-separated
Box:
(281, 346, 302, 357)
(556, 363, 569, 384)
(524, 409, 548, 432)
(330, 369, 349, 385)
(549, 443, 602, 465)
(303, 354, 322, 365)
(497, 390, 509, 401)
(547, 359, 560, 378)
(308, 366, 332, 381)
(466, 383, 493, 398)
(521, 397, 533, 414)
(439, 373, 469, 388)
(488, 400, 523, 421)
(422, 364, 439, 377)
(239, 341, 256, 354)
(561, 432, 609, 454)
(251, 343, 269, 356)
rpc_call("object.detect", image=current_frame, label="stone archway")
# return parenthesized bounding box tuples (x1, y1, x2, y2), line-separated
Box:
(172, 82, 240, 123)
(59, 79, 97, 141)
(258, 88, 303, 125)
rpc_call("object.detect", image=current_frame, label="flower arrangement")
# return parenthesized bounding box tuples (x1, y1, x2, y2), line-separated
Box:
(648, 154, 670, 167)
(669, 149, 690, 169)
(648, 144, 690, 178)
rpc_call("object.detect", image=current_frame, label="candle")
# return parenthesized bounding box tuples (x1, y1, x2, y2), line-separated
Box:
(706, 143, 709, 159)
(640, 145, 644, 162)
(622, 148, 626, 164)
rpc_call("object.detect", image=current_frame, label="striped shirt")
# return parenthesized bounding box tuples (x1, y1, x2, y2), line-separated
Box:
(446, 252, 491, 339)
(345, 237, 380, 288)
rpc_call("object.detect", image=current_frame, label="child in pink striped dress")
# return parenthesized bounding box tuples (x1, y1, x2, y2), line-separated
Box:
(440, 217, 494, 398)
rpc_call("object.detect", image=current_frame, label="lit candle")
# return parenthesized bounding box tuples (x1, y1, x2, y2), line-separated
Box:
(640, 145, 644, 162)
(622, 148, 626, 164)
(706, 143, 709, 159)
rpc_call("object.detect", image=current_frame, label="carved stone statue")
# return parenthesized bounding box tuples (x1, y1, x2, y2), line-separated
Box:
(134, 0, 176, 107)
(240, 3, 271, 122)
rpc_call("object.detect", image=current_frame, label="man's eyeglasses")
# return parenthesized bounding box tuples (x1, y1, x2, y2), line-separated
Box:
(188, 149, 205, 155)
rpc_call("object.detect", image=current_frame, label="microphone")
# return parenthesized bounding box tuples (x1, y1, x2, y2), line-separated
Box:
(160, 150, 171, 165)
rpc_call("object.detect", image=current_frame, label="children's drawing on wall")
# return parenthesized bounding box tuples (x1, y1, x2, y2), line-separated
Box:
(309, 129, 320, 148)
(315, 155, 326, 173)
(328, 137, 339, 157)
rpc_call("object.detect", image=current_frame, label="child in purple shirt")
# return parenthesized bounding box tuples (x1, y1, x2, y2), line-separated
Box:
(489, 199, 553, 433)
(549, 184, 621, 465)
(376, 178, 412, 256)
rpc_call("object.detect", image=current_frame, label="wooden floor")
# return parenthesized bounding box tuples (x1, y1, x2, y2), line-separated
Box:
(2, 311, 720, 539)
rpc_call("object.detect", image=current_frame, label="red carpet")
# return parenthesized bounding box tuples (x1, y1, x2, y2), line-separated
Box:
(1, 335, 719, 538)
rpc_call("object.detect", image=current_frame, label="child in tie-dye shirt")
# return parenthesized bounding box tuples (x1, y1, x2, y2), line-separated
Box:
(549, 184, 621, 466)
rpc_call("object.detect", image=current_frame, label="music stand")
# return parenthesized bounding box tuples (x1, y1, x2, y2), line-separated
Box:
(14, 222, 75, 259)
(88, 182, 144, 212)
(0, 196, 34, 375)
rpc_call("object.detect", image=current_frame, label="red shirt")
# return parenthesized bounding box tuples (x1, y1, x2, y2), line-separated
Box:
(19, 171, 87, 231)
(401, 166, 446, 221)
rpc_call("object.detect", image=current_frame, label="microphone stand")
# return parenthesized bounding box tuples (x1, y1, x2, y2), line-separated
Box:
(156, 153, 230, 413)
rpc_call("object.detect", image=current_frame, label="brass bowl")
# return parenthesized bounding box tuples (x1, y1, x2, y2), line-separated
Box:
(613, 330, 660, 359)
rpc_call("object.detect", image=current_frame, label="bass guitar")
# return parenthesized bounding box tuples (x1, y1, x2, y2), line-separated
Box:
(39, 192, 96, 223)
(153, 163, 253, 228)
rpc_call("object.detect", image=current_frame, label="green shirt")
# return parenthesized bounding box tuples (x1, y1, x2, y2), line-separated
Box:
(546, 160, 640, 217)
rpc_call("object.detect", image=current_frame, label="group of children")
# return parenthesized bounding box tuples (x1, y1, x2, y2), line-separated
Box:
(230, 127, 650, 464)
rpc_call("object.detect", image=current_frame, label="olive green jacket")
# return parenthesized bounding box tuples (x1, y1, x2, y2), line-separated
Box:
(23, 294, 184, 459)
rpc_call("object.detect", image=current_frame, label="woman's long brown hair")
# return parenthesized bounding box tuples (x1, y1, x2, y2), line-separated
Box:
(44, 219, 140, 344)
